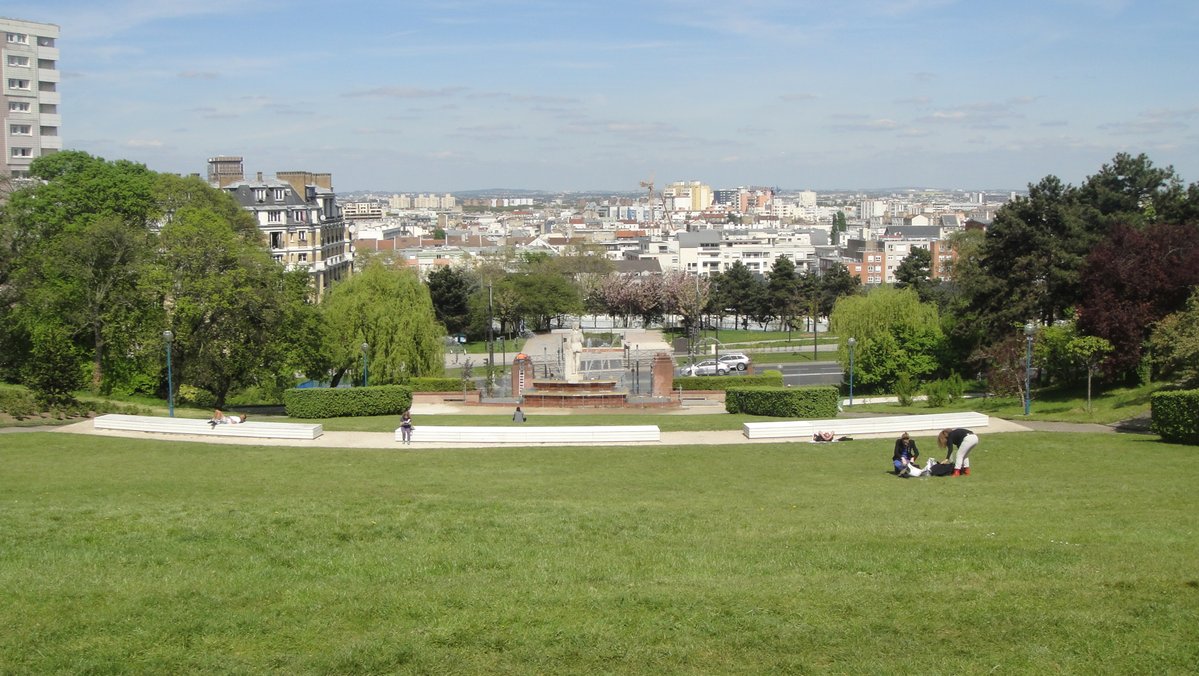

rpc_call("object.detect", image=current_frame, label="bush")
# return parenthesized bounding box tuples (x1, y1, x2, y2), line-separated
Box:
(725, 386, 839, 418)
(1150, 389, 1199, 445)
(924, 379, 950, 408)
(177, 384, 216, 408)
(945, 372, 966, 401)
(409, 377, 469, 392)
(675, 371, 784, 391)
(0, 388, 38, 419)
(894, 373, 917, 407)
(283, 385, 413, 419)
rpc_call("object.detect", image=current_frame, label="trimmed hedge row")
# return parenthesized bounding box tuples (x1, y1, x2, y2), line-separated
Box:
(675, 371, 784, 391)
(409, 377, 469, 392)
(283, 385, 413, 419)
(725, 386, 840, 418)
(1151, 389, 1199, 445)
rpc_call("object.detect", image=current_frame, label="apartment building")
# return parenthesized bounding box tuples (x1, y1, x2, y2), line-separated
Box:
(211, 158, 353, 298)
(2, 17, 60, 178)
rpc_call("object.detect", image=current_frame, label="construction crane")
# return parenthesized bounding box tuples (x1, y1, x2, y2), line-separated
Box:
(640, 176, 676, 235)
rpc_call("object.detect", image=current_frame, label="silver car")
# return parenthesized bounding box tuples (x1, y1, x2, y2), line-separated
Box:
(683, 360, 731, 376)
(717, 353, 751, 371)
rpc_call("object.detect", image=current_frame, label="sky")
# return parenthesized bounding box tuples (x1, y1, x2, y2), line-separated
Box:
(14, 0, 1199, 192)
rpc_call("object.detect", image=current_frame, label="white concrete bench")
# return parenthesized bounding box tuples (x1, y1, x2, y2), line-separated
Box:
(742, 412, 989, 440)
(93, 414, 323, 440)
(397, 425, 661, 444)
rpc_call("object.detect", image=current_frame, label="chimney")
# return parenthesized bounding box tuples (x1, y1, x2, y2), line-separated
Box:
(256, 171, 263, 182)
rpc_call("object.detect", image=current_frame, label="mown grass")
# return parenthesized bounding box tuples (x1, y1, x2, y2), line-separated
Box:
(851, 382, 1161, 426)
(1, 431, 1195, 673)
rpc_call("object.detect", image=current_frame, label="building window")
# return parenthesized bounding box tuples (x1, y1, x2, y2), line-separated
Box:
(297, 230, 307, 242)
(11, 147, 32, 158)
(7, 33, 28, 45)
(299, 253, 308, 263)
(7, 55, 29, 67)
(38, 81, 55, 92)
(293, 210, 307, 223)
(39, 103, 56, 114)
(37, 36, 54, 48)
(37, 59, 54, 70)
(273, 188, 287, 201)
(267, 211, 283, 223)
(8, 79, 30, 90)
(273, 254, 283, 263)
(8, 101, 31, 113)
(10, 124, 31, 135)
(253, 188, 266, 202)
(270, 232, 283, 249)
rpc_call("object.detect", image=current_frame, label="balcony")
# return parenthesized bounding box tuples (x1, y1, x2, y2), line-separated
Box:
(37, 68, 59, 83)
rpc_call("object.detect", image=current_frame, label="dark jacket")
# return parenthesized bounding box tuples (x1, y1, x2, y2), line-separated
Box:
(892, 438, 919, 461)
(945, 428, 972, 452)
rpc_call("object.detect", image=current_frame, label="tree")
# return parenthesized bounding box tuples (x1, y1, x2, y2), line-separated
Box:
(1149, 287, 1199, 388)
(1, 152, 161, 393)
(894, 247, 933, 295)
(153, 207, 311, 406)
(817, 262, 861, 318)
(1065, 335, 1113, 413)
(714, 261, 759, 330)
(765, 256, 800, 334)
(1077, 222, 1199, 379)
(320, 260, 445, 386)
(1077, 152, 1186, 229)
(22, 322, 84, 409)
(426, 264, 476, 336)
(829, 286, 944, 391)
(831, 211, 848, 246)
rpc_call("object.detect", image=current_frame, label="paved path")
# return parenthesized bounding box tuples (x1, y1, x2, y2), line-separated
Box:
(48, 406, 1044, 450)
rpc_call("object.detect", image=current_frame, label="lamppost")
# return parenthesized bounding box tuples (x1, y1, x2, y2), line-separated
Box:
(847, 337, 856, 407)
(163, 330, 174, 417)
(361, 342, 369, 387)
(1024, 322, 1035, 416)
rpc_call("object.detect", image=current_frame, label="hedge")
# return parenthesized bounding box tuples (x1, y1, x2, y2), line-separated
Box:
(409, 377, 470, 392)
(674, 371, 784, 391)
(725, 386, 840, 418)
(283, 385, 413, 419)
(1150, 389, 1199, 445)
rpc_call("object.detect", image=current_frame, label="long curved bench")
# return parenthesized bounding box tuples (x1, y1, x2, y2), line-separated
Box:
(93, 414, 323, 440)
(397, 425, 661, 444)
(742, 412, 989, 440)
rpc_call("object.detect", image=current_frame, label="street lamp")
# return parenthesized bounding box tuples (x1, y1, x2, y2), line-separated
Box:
(361, 342, 369, 387)
(163, 330, 174, 417)
(847, 337, 856, 407)
(1024, 322, 1035, 416)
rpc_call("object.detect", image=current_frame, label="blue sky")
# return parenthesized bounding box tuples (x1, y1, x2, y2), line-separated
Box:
(19, 0, 1199, 192)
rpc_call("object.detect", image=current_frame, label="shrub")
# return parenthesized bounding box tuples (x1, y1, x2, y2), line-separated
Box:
(409, 377, 468, 392)
(0, 388, 38, 419)
(947, 372, 966, 401)
(923, 379, 948, 408)
(894, 373, 917, 407)
(283, 386, 413, 419)
(1150, 389, 1199, 445)
(675, 371, 784, 391)
(177, 384, 216, 408)
(725, 386, 839, 418)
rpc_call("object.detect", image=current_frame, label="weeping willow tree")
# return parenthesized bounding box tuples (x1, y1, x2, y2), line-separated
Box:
(320, 260, 445, 386)
(829, 286, 945, 392)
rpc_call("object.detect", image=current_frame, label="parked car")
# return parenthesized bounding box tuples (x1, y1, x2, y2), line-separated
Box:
(682, 360, 731, 376)
(717, 353, 751, 371)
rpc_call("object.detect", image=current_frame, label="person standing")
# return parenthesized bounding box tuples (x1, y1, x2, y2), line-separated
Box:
(512, 406, 526, 423)
(892, 432, 919, 474)
(400, 410, 413, 445)
(938, 428, 979, 477)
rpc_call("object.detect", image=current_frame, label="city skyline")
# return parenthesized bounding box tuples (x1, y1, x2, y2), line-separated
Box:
(20, 0, 1199, 192)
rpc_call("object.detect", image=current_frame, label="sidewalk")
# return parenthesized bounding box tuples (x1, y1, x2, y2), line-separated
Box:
(52, 407, 1040, 450)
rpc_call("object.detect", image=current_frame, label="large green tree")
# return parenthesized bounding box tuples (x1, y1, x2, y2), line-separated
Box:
(426, 264, 476, 336)
(321, 260, 445, 386)
(153, 206, 314, 407)
(830, 286, 944, 391)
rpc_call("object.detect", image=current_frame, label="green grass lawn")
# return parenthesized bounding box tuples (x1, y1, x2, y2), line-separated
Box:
(851, 382, 1160, 426)
(2, 431, 1195, 673)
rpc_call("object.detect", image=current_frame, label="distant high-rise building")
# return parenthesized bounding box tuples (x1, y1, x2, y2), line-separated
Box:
(2, 17, 60, 179)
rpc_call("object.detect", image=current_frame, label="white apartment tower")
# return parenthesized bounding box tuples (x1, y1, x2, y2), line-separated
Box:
(2, 17, 59, 179)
